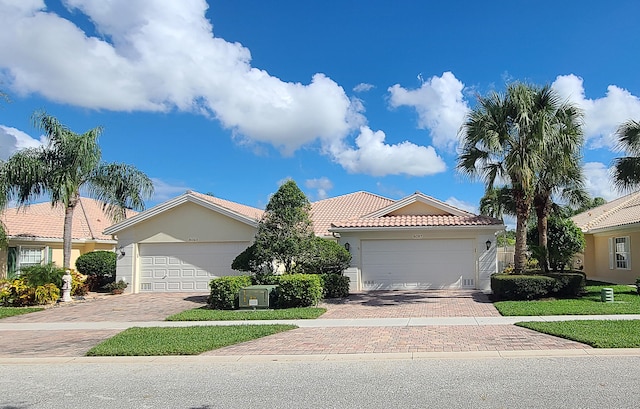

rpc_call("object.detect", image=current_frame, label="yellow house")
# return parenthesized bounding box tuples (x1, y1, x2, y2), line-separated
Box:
(0, 198, 128, 278)
(572, 191, 640, 284)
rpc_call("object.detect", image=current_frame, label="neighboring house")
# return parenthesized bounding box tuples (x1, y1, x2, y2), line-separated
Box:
(104, 190, 504, 293)
(572, 191, 640, 284)
(0, 198, 129, 278)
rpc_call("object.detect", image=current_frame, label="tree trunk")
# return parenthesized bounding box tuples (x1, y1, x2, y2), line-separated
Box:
(534, 193, 552, 273)
(62, 194, 79, 269)
(513, 191, 531, 274)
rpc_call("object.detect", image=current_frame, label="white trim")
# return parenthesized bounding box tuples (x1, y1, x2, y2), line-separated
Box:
(330, 225, 504, 233)
(104, 192, 260, 235)
(365, 192, 473, 218)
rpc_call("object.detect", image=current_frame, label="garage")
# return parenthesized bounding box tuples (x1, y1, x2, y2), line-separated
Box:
(138, 242, 250, 292)
(361, 239, 476, 290)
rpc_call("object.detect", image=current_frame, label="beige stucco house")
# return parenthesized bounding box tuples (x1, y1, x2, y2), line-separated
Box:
(572, 191, 640, 284)
(0, 198, 123, 278)
(104, 190, 504, 293)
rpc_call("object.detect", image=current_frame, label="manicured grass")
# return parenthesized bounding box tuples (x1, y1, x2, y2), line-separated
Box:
(0, 307, 44, 319)
(495, 284, 640, 316)
(166, 307, 326, 321)
(516, 320, 640, 348)
(86, 325, 297, 356)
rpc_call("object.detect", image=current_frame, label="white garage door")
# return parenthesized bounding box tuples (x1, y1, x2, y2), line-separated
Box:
(138, 242, 250, 292)
(361, 239, 476, 290)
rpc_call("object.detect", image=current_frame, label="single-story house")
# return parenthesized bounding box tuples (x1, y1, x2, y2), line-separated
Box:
(104, 190, 504, 293)
(0, 198, 125, 278)
(572, 191, 640, 284)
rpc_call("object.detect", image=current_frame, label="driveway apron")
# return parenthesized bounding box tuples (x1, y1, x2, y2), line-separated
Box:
(0, 290, 590, 357)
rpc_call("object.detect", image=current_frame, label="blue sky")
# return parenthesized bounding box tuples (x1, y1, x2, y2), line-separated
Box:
(1, 0, 639, 213)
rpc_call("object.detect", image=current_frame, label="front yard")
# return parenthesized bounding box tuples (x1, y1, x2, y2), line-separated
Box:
(496, 281, 640, 348)
(0, 307, 44, 319)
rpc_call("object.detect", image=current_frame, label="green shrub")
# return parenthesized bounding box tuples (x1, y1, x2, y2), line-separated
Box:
(320, 273, 350, 298)
(300, 237, 351, 274)
(491, 274, 556, 300)
(75, 251, 117, 289)
(267, 274, 322, 308)
(208, 275, 252, 310)
(0, 279, 60, 306)
(19, 262, 65, 288)
(542, 272, 585, 297)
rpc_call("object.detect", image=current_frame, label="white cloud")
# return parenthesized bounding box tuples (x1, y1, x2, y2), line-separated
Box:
(305, 177, 333, 200)
(329, 126, 447, 177)
(388, 72, 470, 150)
(582, 162, 620, 201)
(0, 125, 43, 160)
(444, 197, 477, 214)
(0, 0, 363, 156)
(149, 178, 191, 203)
(353, 83, 374, 93)
(552, 74, 640, 149)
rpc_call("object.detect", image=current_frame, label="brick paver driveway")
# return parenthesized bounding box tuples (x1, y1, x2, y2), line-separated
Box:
(209, 290, 588, 356)
(0, 290, 590, 357)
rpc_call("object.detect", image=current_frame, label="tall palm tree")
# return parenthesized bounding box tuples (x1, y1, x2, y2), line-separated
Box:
(3, 111, 154, 269)
(532, 102, 586, 272)
(612, 119, 640, 190)
(459, 83, 572, 274)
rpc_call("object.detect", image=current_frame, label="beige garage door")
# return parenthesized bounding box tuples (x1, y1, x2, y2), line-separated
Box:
(361, 239, 476, 290)
(138, 242, 250, 292)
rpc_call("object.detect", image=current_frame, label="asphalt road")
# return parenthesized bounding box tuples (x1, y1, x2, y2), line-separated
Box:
(1, 356, 638, 408)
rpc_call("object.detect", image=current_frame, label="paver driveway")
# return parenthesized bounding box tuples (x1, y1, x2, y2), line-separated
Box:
(0, 290, 591, 357)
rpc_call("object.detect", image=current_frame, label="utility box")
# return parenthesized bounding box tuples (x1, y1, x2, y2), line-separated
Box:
(239, 285, 278, 309)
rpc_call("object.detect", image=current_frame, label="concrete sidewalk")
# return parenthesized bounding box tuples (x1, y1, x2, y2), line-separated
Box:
(2, 314, 640, 331)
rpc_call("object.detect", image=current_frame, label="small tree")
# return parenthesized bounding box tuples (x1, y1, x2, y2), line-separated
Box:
(298, 237, 351, 274)
(252, 180, 314, 274)
(528, 216, 584, 272)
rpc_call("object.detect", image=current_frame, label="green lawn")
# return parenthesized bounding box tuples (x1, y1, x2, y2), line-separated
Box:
(516, 320, 640, 348)
(0, 307, 44, 319)
(494, 284, 640, 316)
(166, 307, 326, 321)
(86, 325, 297, 356)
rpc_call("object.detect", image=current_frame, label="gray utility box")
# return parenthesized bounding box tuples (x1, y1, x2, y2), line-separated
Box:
(239, 285, 278, 309)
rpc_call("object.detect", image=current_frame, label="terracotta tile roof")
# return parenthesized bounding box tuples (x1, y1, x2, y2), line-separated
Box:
(310, 191, 394, 236)
(0, 197, 135, 241)
(188, 191, 263, 221)
(332, 214, 503, 229)
(572, 191, 640, 232)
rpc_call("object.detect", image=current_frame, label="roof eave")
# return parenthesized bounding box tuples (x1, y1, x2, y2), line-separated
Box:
(329, 224, 505, 233)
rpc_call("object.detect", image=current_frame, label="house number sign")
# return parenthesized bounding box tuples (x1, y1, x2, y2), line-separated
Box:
(412, 234, 423, 239)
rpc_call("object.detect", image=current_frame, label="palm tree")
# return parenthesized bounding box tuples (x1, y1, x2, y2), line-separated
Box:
(459, 83, 573, 274)
(3, 111, 154, 269)
(612, 119, 640, 190)
(532, 102, 586, 272)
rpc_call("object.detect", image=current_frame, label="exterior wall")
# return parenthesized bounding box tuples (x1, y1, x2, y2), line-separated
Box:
(585, 229, 640, 284)
(0, 240, 115, 277)
(337, 228, 500, 291)
(112, 202, 258, 293)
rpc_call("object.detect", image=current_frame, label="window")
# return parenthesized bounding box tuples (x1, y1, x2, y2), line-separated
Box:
(609, 237, 630, 270)
(18, 247, 44, 268)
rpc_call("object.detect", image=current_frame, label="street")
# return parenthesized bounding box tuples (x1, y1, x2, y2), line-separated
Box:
(1, 355, 638, 408)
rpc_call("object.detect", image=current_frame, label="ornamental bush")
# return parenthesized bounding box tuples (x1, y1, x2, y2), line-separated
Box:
(320, 273, 350, 298)
(208, 275, 252, 310)
(299, 237, 351, 274)
(75, 251, 117, 290)
(0, 278, 60, 306)
(19, 262, 66, 288)
(491, 274, 556, 300)
(266, 274, 323, 308)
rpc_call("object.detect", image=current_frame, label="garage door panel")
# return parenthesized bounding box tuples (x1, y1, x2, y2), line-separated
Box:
(361, 239, 475, 290)
(138, 242, 250, 292)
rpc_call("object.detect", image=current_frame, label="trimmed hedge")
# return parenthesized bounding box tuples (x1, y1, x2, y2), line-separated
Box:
(320, 273, 350, 298)
(491, 272, 586, 300)
(263, 274, 323, 308)
(208, 275, 252, 310)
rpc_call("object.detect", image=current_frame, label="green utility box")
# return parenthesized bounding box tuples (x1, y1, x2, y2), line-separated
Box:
(238, 285, 278, 309)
